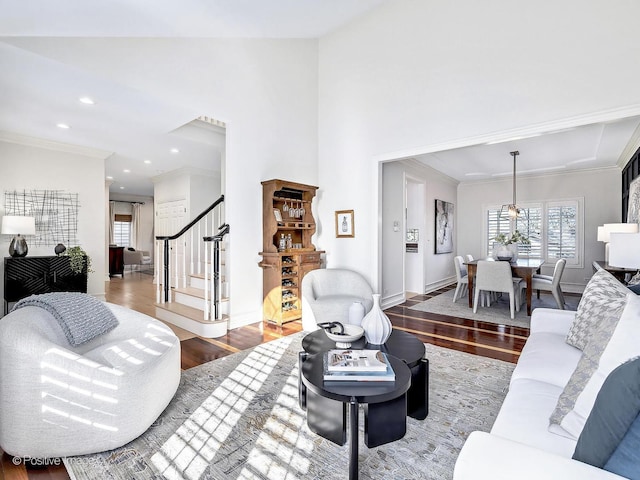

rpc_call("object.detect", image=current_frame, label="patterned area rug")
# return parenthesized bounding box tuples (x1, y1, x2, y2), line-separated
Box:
(410, 289, 578, 328)
(64, 332, 514, 480)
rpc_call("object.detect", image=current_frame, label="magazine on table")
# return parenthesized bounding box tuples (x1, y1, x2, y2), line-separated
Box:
(326, 349, 389, 372)
(323, 350, 395, 382)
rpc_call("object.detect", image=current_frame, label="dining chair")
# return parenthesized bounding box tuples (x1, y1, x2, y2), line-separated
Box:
(473, 260, 524, 319)
(524, 258, 566, 309)
(453, 255, 469, 302)
(465, 254, 474, 263)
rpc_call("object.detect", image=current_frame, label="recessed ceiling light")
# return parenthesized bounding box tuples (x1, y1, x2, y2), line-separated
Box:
(119, 186, 125, 189)
(170, 148, 180, 154)
(79, 97, 95, 105)
(144, 160, 152, 164)
(56, 123, 70, 129)
(465, 172, 486, 176)
(106, 176, 113, 180)
(123, 169, 130, 173)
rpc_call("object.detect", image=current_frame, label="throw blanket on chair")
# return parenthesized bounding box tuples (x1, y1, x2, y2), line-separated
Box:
(13, 292, 119, 347)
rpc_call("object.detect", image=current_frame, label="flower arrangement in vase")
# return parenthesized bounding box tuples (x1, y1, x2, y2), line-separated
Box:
(493, 230, 530, 261)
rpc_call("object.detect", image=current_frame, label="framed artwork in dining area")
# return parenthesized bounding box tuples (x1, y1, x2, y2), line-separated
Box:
(435, 199, 454, 254)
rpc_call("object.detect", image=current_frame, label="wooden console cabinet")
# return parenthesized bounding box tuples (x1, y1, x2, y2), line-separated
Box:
(259, 179, 324, 325)
(4, 256, 88, 315)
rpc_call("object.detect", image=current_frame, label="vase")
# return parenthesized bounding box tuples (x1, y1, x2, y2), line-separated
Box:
(348, 301, 365, 326)
(361, 293, 392, 345)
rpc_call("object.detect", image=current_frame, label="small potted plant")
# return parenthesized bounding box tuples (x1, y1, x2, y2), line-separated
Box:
(63, 246, 93, 274)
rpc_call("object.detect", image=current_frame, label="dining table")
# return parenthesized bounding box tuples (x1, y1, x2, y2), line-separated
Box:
(465, 258, 545, 316)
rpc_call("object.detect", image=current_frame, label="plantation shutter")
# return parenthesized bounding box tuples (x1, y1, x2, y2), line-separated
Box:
(486, 208, 510, 256)
(515, 206, 542, 258)
(547, 203, 577, 260)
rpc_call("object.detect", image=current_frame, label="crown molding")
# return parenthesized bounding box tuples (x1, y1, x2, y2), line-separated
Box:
(618, 122, 640, 169)
(374, 104, 640, 163)
(0, 130, 112, 159)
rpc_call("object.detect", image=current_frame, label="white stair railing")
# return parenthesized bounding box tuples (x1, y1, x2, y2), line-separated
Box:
(155, 195, 228, 321)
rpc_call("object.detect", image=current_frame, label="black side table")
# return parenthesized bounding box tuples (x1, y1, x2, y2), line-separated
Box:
(300, 352, 411, 480)
(301, 329, 429, 419)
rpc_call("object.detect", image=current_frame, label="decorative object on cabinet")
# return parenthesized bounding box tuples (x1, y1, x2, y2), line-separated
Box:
(54, 243, 66, 255)
(4, 256, 88, 315)
(259, 179, 324, 326)
(361, 293, 393, 345)
(435, 199, 454, 254)
(1, 215, 36, 257)
(335, 210, 354, 238)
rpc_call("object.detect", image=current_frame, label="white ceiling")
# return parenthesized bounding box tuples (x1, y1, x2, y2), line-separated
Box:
(1, 0, 639, 195)
(414, 117, 640, 182)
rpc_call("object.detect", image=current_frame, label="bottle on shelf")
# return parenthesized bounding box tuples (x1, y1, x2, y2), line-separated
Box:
(286, 233, 293, 250)
(279, 234, 286, 251)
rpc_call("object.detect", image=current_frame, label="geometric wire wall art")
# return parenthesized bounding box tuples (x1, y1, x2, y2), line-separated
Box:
(4, 189, 80, 247)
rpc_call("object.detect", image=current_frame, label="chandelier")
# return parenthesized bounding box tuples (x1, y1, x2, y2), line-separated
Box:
(500, 150, 524, 219)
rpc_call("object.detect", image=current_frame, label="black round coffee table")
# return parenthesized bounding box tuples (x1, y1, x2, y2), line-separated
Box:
(300, 352, 411, 480)
(301, 328, 429, 419)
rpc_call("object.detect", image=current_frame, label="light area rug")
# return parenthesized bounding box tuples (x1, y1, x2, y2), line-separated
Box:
(64, 332, 514, 480)
(410, 289, 577, 329)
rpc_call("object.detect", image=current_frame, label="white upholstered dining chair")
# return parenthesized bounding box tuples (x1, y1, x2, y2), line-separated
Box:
(473, 260, 524, 320)
(524, 258, 566, 309)
(453, 256, 469, 302)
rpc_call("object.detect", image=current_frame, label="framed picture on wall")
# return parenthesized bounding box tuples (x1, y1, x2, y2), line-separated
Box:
(335, 210, 355, 238)
(435, 199, 454, 254)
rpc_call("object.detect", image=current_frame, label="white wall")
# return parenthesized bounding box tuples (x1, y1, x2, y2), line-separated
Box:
(0, 135, 108, 302)
(382, 160, 458, 303)
(405, 179, 425, 294)
(457, 167, 620, 291)
(318, 0, 640, 291)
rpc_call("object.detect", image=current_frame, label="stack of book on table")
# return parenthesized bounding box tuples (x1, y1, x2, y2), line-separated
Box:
(323, 349, 395, 383)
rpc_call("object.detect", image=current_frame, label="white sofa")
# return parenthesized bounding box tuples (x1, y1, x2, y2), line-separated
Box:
(0, 300, 180, 458)
(454, 267, 638, 479)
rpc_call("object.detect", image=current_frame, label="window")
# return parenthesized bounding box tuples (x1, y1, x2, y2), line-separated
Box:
(485, 198, 582, 267)
(113, 214, 132, 247)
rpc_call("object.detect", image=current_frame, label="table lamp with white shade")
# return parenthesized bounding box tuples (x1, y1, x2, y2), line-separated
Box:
(609, 232, 640, 285)
(1, 215, 36, 257)
(597, 223, 639, 262)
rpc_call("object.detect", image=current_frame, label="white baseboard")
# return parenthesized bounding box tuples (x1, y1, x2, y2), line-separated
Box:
(425, 276, 456, 294)
(381, 292, 405, 309)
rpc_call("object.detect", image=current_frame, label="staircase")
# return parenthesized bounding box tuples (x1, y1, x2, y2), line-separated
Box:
(154, 195, 230, 338)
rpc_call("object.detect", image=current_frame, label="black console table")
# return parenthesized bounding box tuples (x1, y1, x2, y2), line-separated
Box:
(4, 256, 88, 314)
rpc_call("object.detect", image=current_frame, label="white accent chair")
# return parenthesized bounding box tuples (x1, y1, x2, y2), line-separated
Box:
(301, 268, 374, 331)
(453, 255, 469, 302)
(473, 260, 524, 320)
(123, 248, 152, 273)
(526, 258, 567, 309)
(0, 302, 180, 458)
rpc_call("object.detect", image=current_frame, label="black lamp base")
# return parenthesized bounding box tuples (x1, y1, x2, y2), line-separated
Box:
(9, 235, 28, 257)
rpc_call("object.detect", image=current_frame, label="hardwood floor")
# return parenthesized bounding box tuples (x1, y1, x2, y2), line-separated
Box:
(1, 274, 542, 479)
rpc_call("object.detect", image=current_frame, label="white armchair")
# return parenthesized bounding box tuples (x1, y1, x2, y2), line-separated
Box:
(301, 268, 374, 331)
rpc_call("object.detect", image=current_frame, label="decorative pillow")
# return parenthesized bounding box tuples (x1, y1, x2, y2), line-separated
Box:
(604, 412, 640, 479)
(566, 269, 627, 350)
(573, 357, 640, 467)
(628, 283, 640, 295)
(549, 304, 625, 433)
(559, 293, 640, 438)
